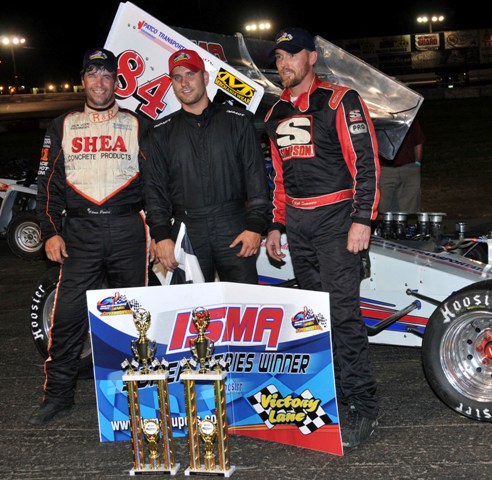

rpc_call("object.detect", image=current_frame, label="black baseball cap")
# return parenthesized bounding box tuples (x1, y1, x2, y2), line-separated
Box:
(269, 27, 316, 57)
(81, 48, 118, 73)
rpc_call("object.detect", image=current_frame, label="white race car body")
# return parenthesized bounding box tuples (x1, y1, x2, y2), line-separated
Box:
(256, 233, 492, 348)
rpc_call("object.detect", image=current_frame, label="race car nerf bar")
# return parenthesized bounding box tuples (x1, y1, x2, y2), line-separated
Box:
(406, 288, 441, 307)
(366, 300, 421, 336)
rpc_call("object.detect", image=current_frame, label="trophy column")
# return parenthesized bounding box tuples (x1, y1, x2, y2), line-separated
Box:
(180, 307, 235, 477)
(125, 378, 144, 469)
(182, 375, 201, 470)
(122, 307, 179, 476)
(214, 375, 231, 472)
(122, 370, 179, 475)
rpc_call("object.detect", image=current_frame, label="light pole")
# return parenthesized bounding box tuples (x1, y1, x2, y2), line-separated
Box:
(244, 21, 272, 40)
(1, 35, 26, 89)
(417, 15, 445, 33)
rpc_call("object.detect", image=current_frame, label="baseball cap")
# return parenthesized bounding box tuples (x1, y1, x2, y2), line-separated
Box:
(81, 48, 118, 73)
(269, 27, 316, 57)
(168, 49, 205, 74)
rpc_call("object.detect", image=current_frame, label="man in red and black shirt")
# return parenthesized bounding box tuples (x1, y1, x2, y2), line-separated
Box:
(264, 27, 380, 450)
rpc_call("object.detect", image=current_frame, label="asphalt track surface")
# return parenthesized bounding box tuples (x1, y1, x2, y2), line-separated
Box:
(1, 240, 491, 480)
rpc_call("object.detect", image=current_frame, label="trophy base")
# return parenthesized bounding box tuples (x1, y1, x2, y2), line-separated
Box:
(129, 462, 180, 476)
(180, 371, 227, 381)
(184, 465, 236, 477)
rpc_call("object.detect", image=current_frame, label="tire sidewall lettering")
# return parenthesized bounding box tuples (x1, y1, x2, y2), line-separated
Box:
(438, 292, 490, 323)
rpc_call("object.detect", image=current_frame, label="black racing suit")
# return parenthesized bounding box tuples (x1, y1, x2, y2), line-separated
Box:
(36, 102, 150, 405)
(144, 101, 270, 283)
(265, 75, 380, 418)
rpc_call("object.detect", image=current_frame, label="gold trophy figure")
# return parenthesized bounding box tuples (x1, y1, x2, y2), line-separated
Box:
(199, 419, 217, 471)
(122, 307, 179, 475)
(181, 307, 235, 477)
(131, 307, 156, 374)
(143, 419, 161, 469)
(190, 307, 214, 373)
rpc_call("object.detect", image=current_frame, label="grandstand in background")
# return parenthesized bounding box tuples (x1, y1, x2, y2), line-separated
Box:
(333, 28, 492, 88)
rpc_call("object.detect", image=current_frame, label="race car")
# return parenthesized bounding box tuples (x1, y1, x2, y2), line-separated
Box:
(255, 213, 492, 423)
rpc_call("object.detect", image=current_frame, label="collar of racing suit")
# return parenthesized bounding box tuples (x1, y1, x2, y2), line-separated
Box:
(180, 100, 215, 127)
(280, 74, 320, 112)
(84, 100, 119, 123)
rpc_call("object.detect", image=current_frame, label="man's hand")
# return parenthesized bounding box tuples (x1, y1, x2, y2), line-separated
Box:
(230, 230, 261, 257)
(347, 223, 371, 254)
(154, 239, 178, 272)
(44, 235, 68, 264)
(149, 239, 157, 263)
(265, 230, 286, 262)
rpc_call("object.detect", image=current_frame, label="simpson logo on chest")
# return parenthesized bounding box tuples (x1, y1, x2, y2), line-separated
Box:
(275, 115, 315, 161)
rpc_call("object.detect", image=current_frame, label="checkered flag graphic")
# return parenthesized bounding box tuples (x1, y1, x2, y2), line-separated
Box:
(247, 385, 331, 434)
(294, 389, 332, 435)
(128, 298, 141, 312)
(247, 384, 284, 430)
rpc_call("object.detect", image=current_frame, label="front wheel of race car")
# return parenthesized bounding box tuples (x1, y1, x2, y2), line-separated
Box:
(422, 280, 492, 422)
(7, 212, 44, 261)
(30, 266, 94, 374)
(29, 265, 162, 375)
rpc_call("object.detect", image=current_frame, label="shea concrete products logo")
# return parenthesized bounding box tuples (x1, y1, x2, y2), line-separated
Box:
(214, 68, 255, 105)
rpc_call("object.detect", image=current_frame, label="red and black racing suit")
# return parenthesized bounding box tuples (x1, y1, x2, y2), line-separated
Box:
(36, 102, 149, 405)
(144, 102, 270, 283)
(265, 75, 380, 418)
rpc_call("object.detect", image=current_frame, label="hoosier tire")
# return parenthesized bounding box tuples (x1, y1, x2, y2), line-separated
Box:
(29, 266, 94, 373)
(422, 280, 492, 422)
(30, 265, 161, 374)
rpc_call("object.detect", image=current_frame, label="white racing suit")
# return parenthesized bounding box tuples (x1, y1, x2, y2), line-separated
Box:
(36, 102, 149, 405)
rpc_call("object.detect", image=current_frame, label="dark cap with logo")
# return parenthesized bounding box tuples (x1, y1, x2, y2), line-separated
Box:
(81, 48, 118, 73)
(270, 27, 316, 57)
(168, 49, 206, 74)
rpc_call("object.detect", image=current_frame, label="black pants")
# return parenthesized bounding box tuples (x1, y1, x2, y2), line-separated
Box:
(44, 213, 148, 404)
(285, 202, 379, 419)
(176, 205, 258, 284)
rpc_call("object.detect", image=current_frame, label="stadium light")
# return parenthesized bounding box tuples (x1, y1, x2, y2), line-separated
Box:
(1, 35, 26, 89)
(417, 15, 445, 33)
(244, 21, 272, 39)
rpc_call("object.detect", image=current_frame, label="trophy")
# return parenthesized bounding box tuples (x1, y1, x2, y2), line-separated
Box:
(180, 307, 235, 477)
(121, 307, 179, 476)
(130, 307, 156, 374)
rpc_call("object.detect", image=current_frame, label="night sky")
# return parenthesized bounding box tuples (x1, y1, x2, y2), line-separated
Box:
(0, 0, 488, 87)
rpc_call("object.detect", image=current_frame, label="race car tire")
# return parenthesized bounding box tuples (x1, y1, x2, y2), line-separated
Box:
(29, 266, 94, 375)
(29, 265, 161, 375)
(422, 279, 492, 422)
(6, 212, 45, 261)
